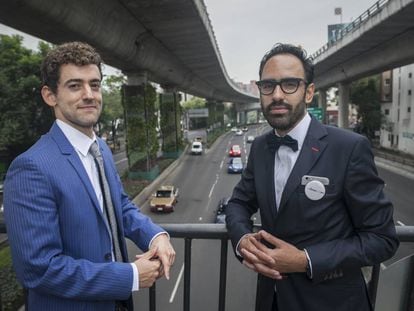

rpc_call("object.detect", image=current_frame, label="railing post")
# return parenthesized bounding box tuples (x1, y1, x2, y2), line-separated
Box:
(149, 283, 156, 311)
(184, 238, 192, 311)
(368, 264, 380, 308)
(218, 238, 228, 311)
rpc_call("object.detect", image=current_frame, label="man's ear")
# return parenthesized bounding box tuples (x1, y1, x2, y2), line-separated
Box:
(305, 83, 315, 104)
(41, 86, 57, 107)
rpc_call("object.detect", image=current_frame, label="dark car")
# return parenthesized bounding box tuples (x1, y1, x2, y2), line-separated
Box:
(227, 157, 243, 174)
(215, 197, 229, 223)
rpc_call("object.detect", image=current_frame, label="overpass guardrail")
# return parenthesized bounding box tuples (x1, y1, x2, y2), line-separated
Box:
(311, 0, 390, 60)
(0, 223, 413, 311)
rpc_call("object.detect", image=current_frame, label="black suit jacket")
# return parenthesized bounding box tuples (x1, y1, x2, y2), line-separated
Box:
(226, 117, 399, 311)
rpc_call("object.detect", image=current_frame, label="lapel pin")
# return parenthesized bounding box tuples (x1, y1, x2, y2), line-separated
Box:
(311, 147, 319, 152)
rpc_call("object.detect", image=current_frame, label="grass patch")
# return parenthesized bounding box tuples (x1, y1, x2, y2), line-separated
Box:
(0, 246, 24, 311)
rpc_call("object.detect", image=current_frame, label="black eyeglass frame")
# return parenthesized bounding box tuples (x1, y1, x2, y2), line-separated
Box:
(255, 78, 308, 95)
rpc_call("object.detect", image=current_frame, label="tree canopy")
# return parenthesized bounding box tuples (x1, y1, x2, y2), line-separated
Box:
(0, 35, 54, 162)
(350, 76, 382, 140)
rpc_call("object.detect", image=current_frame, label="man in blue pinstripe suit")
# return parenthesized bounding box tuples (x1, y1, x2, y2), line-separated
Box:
(3, 42, 175, 311)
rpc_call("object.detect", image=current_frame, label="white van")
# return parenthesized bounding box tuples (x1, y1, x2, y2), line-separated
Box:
(191, 141, 203, 155)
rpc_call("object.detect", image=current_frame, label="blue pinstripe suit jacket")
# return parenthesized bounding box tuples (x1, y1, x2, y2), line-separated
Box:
(4, 122, 164, 311)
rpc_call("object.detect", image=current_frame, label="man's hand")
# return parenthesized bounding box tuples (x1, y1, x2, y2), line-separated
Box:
(239, 231, 307, 279)
(150, 234, 176, 280)
(134, 248, 161, 288)
(239, 233, 282, 280)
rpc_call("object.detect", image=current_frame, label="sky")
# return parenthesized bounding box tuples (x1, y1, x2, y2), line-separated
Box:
(204, 0, 378, 83)
(0, 0, 378, 83)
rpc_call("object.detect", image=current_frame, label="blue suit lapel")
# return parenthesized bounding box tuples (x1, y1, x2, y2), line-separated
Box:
(49, 123, 103, 216)
(278, 118, 328, 211)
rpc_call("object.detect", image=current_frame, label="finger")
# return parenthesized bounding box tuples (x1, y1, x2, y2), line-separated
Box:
(259, 231, 286, 248)
(249, 238, 275, 264)
(141, 247, 157, 260)
(158, 253, 172, 280)
(243, 260, 258, 272)
(253, 262, 283, 280)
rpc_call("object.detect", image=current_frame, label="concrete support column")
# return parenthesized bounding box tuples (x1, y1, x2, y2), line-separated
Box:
(122, 71, 155, 171)
(337, 83, 350, 129)
(160, 85, 182, 156)
(318, 89, 328, 124)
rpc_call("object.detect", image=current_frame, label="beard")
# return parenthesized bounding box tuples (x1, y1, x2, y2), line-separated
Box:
(261, 97, 307, 132)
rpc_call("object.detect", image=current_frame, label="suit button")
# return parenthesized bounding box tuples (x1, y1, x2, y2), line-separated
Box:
(104, 253, 112, 261)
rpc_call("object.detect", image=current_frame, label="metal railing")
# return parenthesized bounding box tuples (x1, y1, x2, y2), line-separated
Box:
(311, 0, 389, 60)
(1, 224, 414, 311)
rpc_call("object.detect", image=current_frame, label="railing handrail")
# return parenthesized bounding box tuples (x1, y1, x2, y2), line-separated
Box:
(311, 0, 389, 60)
(1, 223, 414, 311)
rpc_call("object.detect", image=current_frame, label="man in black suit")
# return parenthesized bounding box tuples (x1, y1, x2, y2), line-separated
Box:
(226, 43, 399, 311)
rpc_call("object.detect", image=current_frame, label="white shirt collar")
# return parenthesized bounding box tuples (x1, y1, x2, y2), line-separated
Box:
(56, 120, 96, 156)
(274, 112, 311, 151)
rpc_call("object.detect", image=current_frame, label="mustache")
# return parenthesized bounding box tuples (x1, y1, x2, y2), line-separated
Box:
(267, 101, 292, 111)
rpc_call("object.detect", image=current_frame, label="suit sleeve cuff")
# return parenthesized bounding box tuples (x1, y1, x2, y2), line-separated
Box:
(131, 263, 139, 291)
(148, 231, 170, 249)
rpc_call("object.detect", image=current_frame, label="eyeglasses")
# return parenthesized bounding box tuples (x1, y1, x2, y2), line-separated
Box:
(255, 78, 307, 95)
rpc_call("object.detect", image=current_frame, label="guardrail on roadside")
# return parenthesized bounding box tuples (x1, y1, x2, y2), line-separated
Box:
(1, 224, 413, 311)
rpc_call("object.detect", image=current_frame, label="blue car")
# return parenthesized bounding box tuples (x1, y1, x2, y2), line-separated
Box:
(227, 157, 243, 173)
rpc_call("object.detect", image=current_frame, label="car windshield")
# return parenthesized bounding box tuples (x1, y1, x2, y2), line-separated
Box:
(232, 146, 240, 151)
(156, 190, 172, 198)
(232, 158, 242, 164)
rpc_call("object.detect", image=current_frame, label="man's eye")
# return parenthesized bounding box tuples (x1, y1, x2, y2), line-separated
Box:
(90, 83, 101, 90)
(68, 84, 81, 90)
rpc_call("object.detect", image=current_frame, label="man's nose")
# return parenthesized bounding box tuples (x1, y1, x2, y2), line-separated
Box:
(82, 85, 94, 99)
(272, 84, 284, 100)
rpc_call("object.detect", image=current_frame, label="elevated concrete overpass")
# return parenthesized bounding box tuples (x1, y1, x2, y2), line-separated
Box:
(313, 0, 414, 89)
(0, 0, 257, 104)
(2, 0, 414, 125)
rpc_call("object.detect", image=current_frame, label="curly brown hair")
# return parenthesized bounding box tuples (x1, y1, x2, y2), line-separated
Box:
(41, 41, 102, 94)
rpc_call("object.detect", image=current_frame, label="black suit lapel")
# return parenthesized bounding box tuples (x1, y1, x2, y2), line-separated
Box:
(278, 119, 328, 211)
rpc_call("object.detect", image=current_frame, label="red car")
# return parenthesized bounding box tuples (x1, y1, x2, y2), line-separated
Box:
(229, 145, 241, 157)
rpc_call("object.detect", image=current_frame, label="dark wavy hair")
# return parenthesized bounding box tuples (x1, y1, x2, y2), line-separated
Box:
(41, 41, 102, 93)
(258, 43, 314, 83)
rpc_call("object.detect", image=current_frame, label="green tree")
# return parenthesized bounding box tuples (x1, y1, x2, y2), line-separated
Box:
(181, 96, 206, 110)
(100, 74, 125, 145)
(350, 76, 382, 140)
(0, 35, 54, 163)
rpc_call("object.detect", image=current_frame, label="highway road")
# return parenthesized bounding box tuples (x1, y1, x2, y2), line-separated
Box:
(125, 125, 414, 311)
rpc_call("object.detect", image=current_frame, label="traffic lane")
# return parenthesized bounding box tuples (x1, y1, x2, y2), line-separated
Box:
(377, 166, 414, 226)
(376, 166, 414, 266)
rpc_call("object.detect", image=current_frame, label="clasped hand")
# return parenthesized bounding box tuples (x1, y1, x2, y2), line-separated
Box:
(239, 230, 307, 280)
(134, 234, 176, 288)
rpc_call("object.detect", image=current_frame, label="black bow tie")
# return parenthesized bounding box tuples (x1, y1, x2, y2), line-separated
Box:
(266, 132, 298, 153)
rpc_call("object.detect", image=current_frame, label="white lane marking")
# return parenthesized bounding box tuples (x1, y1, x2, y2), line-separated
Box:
(220, 160, 224, 169)
(199, 217, 202, 221)
(115, 158, 128, 165)
(208, 174, 219, 198)
(169, 264, 185, 303)
(397, 221, 406, 226)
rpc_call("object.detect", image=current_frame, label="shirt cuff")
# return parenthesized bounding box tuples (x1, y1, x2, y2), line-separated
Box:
(131, 263, 139, 291)
(304, 248, 313, 279)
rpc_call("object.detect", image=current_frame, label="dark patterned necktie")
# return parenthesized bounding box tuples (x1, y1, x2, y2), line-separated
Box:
(89, 141, 123, 262)
(266, 132, 299, 153)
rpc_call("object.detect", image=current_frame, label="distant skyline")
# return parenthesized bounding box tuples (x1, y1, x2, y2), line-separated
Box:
(1, 0, 378, 83)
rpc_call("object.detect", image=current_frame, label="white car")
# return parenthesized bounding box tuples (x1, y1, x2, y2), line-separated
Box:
(235, 129, 243, 136)
(191, 141, 203, 155)
(246, 135, 255, 143)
